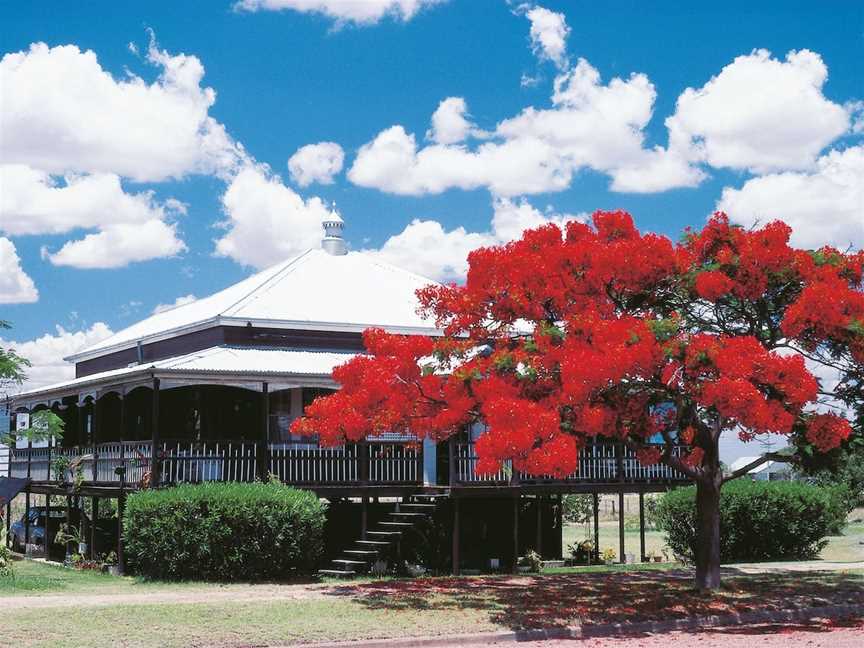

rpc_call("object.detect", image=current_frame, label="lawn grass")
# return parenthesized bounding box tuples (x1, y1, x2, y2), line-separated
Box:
(1, 569, 862, 648)
(563, 507, 864, 564)
(0, 559, 312, 598)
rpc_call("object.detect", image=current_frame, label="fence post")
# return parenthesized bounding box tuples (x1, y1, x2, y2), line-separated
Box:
(359, 441, 369, 485)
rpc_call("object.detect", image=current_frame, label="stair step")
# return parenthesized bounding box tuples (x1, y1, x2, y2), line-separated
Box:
(367, 530, 402, 537)
(319, 569, 356, 578)
(333, 559, 368, 566)
(344, 550, 379, 557)
(356, 540, 391, 546)
(390, 512, 426, 518)
(379, 521, 413, 528)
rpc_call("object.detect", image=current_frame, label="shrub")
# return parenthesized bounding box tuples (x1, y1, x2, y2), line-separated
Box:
(124, 482, 326, 581)
(561, 494, 594, 524)
(654, 480, 836, 563)
(0, 541, 12, 578)
(822, 483, 853, 535)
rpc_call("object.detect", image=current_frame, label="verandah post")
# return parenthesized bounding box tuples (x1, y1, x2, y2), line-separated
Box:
(451, 497, 460, 575)
(24, 434, 31, 549)
(90, 497, 99, 560)
(535, 495, 543, 556)
(45, 493, 51, 557)
(117, 491, 126, 574)
(639, 490, 646, 562)
(512, 494, 520, 572)
(259, 381, 270, 481)
(150, 377, 161, 489)
(592, 493, 600, 562)
(618, 489, 625, 564)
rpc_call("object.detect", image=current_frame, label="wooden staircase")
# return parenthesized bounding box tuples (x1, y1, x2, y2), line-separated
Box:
(318, 489, 449, 579)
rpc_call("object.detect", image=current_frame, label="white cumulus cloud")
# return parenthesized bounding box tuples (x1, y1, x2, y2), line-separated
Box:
(426, 97, 479, 145)
(215, 165, 341, 268)
(522, 5, 570, 70)
(718, 145, 864, 251)
(45, 220, 187, 269)
(370, 197, 585, 281)
(288, 142, 345, 186)
(0, 238, 38, 304)
(0, 165, 183, 236)
(153, 294, 198, 315)
(0, 323, 114, 392)
(233, 0, 445, 25)
(0, 39, 244, 183)
(349, 58, 702, 196)
(666, 49, 850, 174)
(0, 35, 255, 271)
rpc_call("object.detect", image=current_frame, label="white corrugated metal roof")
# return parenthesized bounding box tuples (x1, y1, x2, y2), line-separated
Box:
(728, 456, 789, 474)
(69, 248, 440, 362)
(14, 346, 358, 401)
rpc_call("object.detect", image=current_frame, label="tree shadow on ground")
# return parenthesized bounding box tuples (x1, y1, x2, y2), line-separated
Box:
(325, 569, 864, 631)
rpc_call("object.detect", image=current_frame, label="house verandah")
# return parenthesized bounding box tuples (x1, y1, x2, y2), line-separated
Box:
(2, 361, 689, 574)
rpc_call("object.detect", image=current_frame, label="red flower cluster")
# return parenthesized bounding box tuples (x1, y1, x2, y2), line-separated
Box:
(694, 270, 734, 301)
(805, 413, 853, 453)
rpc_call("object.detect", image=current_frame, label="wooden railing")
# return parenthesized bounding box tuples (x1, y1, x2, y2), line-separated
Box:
(452, 441, 690, 485)
(9, 439, 423, 487)
(9, 439, 689, 488)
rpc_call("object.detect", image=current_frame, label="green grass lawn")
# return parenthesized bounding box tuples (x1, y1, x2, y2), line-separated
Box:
(562, 507, 864, 564)
(0, 559, 308, 598)
(1, 566, 862, 648)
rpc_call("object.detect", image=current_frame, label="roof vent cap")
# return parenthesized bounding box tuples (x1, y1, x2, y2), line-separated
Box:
(322, 215, 347, 256)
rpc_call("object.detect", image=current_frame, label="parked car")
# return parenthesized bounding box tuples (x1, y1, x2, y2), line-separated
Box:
(9, 507, 67, 552)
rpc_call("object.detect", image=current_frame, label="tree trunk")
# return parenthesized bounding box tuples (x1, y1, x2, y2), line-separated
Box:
(693, 476, 721, 590)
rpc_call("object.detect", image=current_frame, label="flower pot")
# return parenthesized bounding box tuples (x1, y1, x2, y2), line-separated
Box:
(78, 543, 88, 556)
(653, 556, 662, 563)
(108, 566, 121, 577)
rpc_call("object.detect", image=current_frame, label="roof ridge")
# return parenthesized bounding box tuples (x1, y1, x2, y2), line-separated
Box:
(360, 251, 441, 286)
(220, 248, 316, 317)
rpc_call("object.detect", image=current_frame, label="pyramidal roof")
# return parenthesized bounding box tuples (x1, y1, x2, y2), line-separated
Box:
(68, 248, 441, 363)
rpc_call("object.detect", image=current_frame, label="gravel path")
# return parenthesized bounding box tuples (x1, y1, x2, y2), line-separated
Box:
(0, 582, 334, 609)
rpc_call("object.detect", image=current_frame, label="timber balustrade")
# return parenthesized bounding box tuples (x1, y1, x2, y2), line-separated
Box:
(8, 438, 688, 487)
(452, 441, 690, 485)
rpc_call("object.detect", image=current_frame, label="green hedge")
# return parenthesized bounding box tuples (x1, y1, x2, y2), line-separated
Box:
(124, 482, 326, 581)
(654, 480, 842, 563)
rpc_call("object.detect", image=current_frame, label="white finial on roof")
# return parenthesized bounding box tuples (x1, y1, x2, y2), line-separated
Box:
(322, 215, 347, 256)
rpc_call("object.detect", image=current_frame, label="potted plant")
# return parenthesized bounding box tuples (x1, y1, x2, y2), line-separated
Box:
(566, 539, 595, 565)
(102, 551, 120, 576)
(51, 455, 72, 484)
(517, 550, 542, 574)
(55, 524, 85, 565)
(601, 547, 616, 565)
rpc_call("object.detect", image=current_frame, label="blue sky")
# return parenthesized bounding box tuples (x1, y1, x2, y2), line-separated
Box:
(0, 1, 862, 460)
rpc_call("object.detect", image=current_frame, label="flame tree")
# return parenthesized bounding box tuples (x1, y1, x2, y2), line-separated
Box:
(294, 212, 863, 589)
